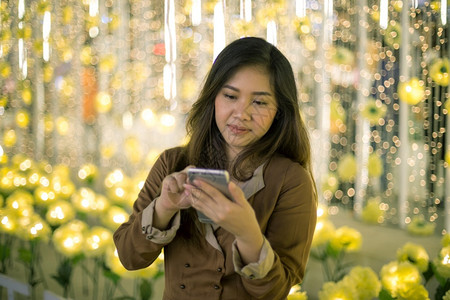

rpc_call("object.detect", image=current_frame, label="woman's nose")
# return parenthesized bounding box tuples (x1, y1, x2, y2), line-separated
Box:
(233, 99, 252, 120)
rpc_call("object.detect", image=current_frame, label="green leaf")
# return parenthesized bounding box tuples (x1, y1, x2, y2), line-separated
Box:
(435, 279, 450, 300)
(431, 262, 447, 287)
(0, 244, 11, 260)
(154, 269, 165, 280)
(422, 261, 434, 283)
(378, 289, 396, 300)
(325, 243, 342, 258)
(139, 279, 153, 300)
(18, 247, 32, 264)
(71, 253, 85, 265)
(103, 268, 121, 285)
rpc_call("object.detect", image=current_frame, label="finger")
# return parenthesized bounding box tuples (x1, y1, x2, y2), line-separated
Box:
(173, 172, 188, 190)
(192, 180, 225, 203)
(165, 175, 182, 193)
(228, 181, 246, 205)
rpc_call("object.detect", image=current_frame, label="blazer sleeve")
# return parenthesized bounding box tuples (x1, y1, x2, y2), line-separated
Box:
(113, 149, 174, 270)
(241, 162, 317, 299)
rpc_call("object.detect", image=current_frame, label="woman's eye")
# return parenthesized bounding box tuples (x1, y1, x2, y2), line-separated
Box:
(253, 100, 267, 106)
(224, 94, 237, 100)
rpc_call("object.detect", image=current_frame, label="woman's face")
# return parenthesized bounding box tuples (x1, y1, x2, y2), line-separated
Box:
(214, 66, 278, 160)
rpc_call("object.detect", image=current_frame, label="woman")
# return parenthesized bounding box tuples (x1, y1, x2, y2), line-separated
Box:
(113, 37, 317, 300)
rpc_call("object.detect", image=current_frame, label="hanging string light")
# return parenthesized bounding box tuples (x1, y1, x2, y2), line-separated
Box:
(240, 0, 252, 22)
(164, 0, 177, 110)
(296, 0, 306, 18)
(191, 0, 202, 26)
(441, 0, 447, 25)
(213, 0, 225, 61)
(266, 20, 277, 46)
(42, 11, 51, 62)
(379, 0, 388, 29)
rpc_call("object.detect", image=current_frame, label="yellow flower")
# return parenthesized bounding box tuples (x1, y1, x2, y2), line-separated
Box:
(34, 186, 57, 206)
(92, 194, 110, 214)
(330, 46, 355, 67)
(337, 154, 357, 182)
(231, 20, 256, 37)
(78, 163, 98, 183)
(71, 187, 97, 213)
(0, 167, 16, 195)
(384, 22, 401, 49)
(124, 136, 142, 164)
(407, 216, 436, 236)
(380, 261, 421, 298)
(84, 226, 113, 258)
(3, 129, 17, 147)
(444, 289, 450, 300)
(368, 153, 384, 178)
(45, 200, 75, 226)
(95, 91, 112, 113)
(294, 16, 311, 36)
(106, 179, 132, 206)
(15, 110, 30, 128)
(397, 282, 429, 300)
(312, 219, 335, 248)
(330, 97, 346, 134)
(318, 280, 357, 300)
(360, 99, 387, 125)
(0, 209, 18, 233)
(442, 234, 450, 247)
(6, 190, 34, 217)
(52, 220, 88, 257)
(342, 266, 381, 300)
(397, 77, 425, 105)
(17, 213, 51, 241)
(52, 164, 71, 180)
(434, 246, 450, 279)
(396, 242, 429, 272)
(288, 285, 308, 300)
(0, 61, 11, 78)
(329, 226, 362, 253)
(361, 197, 385, 224)
(101, 206, 129, 231)
(62, 6, 73, 24)
(321, 172, 339, 199)
(429, 57, 449, 86)
(51, 176, 76, 200)
(446, 150, 450, 165)
(108, 13, 120, 31)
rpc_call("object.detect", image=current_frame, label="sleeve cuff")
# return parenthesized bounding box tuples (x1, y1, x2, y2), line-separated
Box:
(232, 237, 275, 280)
(141, 198, 180, 244)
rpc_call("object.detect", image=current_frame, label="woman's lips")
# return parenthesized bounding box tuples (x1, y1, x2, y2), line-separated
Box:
(228, 124, 249, 135)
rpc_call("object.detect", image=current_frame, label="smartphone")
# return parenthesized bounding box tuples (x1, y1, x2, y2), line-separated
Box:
(187, 168, 231, 224)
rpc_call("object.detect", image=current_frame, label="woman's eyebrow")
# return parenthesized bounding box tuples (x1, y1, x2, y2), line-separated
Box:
(223, 84, 273, 96)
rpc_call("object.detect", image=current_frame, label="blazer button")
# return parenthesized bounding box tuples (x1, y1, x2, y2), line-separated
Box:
(214, 285, 220, 290)
(180, 284, 185, 289)
(184, 263, 190, 268)
(217, 267, 222, 272)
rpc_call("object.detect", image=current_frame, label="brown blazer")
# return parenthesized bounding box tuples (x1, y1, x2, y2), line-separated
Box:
(113, 147, 317, 300)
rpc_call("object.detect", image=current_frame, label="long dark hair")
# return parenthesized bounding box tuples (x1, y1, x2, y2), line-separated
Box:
(180, 37, 316, 246)
(186, 37, 313, 179)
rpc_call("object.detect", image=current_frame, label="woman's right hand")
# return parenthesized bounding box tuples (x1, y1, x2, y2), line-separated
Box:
(158, 166, 193, 213)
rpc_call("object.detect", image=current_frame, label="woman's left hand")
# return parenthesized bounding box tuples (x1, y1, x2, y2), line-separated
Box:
(184, 180, 264, 263)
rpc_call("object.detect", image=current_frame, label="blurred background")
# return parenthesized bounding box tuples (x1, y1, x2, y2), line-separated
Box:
(0, 0, 449, 299)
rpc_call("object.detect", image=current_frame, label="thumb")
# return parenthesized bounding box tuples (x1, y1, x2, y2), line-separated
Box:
(228, 181, 246, 205)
